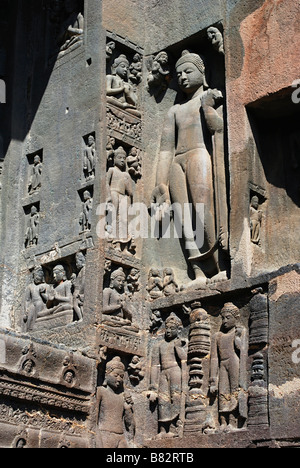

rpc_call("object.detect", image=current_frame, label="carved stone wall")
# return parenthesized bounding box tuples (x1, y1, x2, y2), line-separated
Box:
(0, 0, 299, 448)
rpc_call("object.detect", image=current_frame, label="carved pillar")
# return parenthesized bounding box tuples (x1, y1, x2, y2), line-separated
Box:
(248, 353, 269, 428)
(249, 288, 269, 348)
(184, 303, 211, 434)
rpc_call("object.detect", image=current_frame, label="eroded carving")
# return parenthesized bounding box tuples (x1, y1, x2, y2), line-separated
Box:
(107, 139, 142, 180)
(107, 104, 142, 143)
(45, 265, 73, 315)
(147, 268, 164, 300)
(24, 205, 40, 248)
(128, 356, 145, 386)
(149, 310, 163, 333)
(250, 195, 263, 245)
(18, 344, 38, 377)
(163, 268, 180, 296)
(57, 0, 84, 56)
(147, 268, 179, 300)
(99, 327, 142, 354)
(97, 356, 134, 448)
(147, 313, 188, 439)
(102, 267, 138, 332)
(72, 251, 86, 322)
(129, 53, 142, 86)
(126, 268, 140, 297)
(61, 353, 77, 388)
(127, 147, 142, 179)
(207, 26, 224, 55)
(146, 51, 170, 96)
(23, 266, 48, 332)
(106, 41, 116, 62)
(79, 190, 93, 233)
(31, 264, 74, 330)
(28, 153, 43, 196)
(209, 303, 248, 432)
(83, 134, 96, 182)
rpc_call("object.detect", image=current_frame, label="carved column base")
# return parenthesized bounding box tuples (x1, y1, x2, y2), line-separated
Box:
(184, 389, 210, 435)
(184, 406, 208, 434)
(248, 391, 269, 428)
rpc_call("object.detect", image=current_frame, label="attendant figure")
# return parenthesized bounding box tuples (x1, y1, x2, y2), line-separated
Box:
(83, 135, 96, 181)
(24, 206, 39, 248)
(250, 196, 262, 245)
(79, 190, 93, 232)
(23, 266, 48, 331)
(106, 146, 134, 252)
(209, 303, 248, 432)
(148, 313, 188, 439)
(72, 251, 86, 321)
(97, 356, 134, 448)
(28, 154, 42, 195)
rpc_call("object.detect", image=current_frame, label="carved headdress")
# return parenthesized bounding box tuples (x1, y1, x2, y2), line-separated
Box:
(53, 264, 67, 280)
(112, 54, 130, 74)
(176, 50, 206, 74)
(165, 312, 182, 328)
(33, 265, 45, 281)
(105, 356, 125, 374)
(221, 302, 240, 319)
(114, 146, 127, 157)
(110, 267, 126, 281)
(175, 50, 208, 89)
